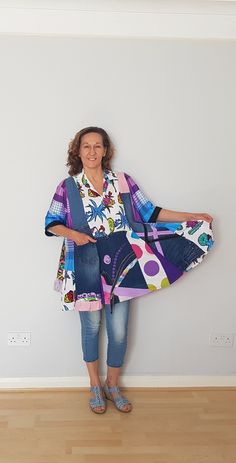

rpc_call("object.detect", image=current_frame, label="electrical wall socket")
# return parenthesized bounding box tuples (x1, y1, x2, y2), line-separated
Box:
(8, 332, 31, 346)
(209, 333, 234, 348)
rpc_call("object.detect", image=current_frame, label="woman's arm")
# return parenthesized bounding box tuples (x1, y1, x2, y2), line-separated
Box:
(122, 173, 213, 225)
(48, 224, 97, 245)
(157, 209, 213, 223)
(47, 224, 74, 239)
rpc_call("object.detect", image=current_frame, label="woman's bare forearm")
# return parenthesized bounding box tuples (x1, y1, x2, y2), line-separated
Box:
(47, 224, 97, 245)
(47, 224, 74, 239)
(157, 209, 193, 222)
(157, 209, 213, 223)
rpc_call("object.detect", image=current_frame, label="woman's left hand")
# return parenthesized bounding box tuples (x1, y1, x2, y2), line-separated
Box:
(190, 213, 213, 223)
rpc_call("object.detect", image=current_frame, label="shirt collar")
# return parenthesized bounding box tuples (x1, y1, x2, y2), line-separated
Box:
(80, 167, 117, 183)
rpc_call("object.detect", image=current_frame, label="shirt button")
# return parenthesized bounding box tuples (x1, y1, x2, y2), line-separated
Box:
(104, 254, 111, 265)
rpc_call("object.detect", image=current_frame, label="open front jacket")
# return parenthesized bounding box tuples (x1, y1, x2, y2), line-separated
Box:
(44, 170, 214, 312)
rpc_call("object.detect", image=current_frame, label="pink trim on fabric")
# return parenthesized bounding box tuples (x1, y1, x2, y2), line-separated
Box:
(74, 300, 103, 312)
(116, 171, 130, 193)
(114, 286, 151, 297)
(101, 275, 111, 304)
(101, 279, 151, 298)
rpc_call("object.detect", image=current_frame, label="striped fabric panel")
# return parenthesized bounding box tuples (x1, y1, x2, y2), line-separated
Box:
(45, 178, 75, 272)
(64, 237, 75, 272)
(45, 179, 73, 235)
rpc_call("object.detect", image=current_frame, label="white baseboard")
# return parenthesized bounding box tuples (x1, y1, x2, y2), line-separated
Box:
(1, 375, 236, 389)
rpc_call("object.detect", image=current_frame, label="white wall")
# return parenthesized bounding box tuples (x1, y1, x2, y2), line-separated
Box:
(0, 33, 235, 385)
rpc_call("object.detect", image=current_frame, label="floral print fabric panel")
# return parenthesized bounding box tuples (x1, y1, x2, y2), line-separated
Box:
(73, 168, 132, 238)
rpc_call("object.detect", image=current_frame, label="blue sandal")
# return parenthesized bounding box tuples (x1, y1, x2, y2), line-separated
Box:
(89, 385, 107, 414)
(103, 380, 132, 413)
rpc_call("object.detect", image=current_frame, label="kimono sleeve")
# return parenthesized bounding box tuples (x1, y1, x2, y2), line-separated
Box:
(124, 172, 163, 223)
(45, 179, 67, 236)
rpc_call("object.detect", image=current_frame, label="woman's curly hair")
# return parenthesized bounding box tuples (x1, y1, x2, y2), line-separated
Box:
(66, 126, 115, 176)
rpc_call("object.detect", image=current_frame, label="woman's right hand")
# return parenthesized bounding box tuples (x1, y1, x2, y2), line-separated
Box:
(70, 230, 97, 246)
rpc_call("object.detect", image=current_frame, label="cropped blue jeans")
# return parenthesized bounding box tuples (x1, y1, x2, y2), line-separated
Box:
(78, 300, 130, 367)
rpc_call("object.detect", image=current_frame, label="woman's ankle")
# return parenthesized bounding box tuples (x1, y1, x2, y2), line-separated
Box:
(90, 380, 102, 388)
(106, 379, 118, 387)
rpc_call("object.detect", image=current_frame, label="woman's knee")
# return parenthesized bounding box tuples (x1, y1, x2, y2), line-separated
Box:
(105, 300, 130, 342)
(111, 324, 128, 344)
(79, 310, 102, 335)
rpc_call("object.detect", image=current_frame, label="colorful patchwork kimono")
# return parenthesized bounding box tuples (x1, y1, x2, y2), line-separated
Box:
(45, 169, 214, 313)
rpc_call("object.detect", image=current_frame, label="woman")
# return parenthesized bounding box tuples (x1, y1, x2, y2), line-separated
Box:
(45, 126, 214, 414)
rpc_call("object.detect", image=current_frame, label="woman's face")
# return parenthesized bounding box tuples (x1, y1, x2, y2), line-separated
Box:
(79, 132, 106, 170)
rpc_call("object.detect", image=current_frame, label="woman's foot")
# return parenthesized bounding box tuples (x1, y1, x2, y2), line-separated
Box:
(103, 380, 132, 412)
(89, 384, 107, 414)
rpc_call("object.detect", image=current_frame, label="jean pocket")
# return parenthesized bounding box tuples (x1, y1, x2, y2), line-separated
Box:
(182, 240, 205, 267)
(75, 242, 99, 265)
(160, 236, 196, 271)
